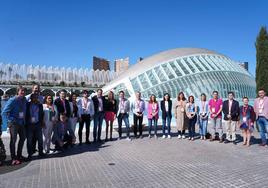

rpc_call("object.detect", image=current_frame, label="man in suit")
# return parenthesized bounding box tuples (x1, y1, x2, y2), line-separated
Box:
(222, 91, 240, 144)
(25, 93, 45, 160)
(92, 89, 105, 142)
(54, 89, 71, 120)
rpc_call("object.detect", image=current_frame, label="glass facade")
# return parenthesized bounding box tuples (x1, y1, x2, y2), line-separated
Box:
(105, 52, 256, 100)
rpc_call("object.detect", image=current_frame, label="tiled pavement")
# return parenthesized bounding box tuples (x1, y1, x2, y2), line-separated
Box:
(0, 128, 268, 188)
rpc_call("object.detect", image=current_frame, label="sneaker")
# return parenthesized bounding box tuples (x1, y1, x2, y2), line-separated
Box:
(191, 138, 194, 141)
(148, 135, 152, 138)
(167, 135, 171, 139)
(126, 137, 132, 141)
(188, 137, 191, 140)
(154, 135, 157, 139)
(178, 135, 182, 139)
(182, 135, 186, 139)
(162, 135, 166, 139)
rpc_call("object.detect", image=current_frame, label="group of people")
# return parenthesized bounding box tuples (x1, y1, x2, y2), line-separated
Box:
(0, 83, 268, 166)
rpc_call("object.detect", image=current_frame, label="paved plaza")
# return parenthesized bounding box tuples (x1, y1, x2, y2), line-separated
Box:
(0, 128, 268, 188)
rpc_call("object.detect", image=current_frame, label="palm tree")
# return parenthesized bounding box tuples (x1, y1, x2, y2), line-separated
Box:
(8, 66, 12, 80)
(14, 73, 21, 81)
(0, 70, 6, 81)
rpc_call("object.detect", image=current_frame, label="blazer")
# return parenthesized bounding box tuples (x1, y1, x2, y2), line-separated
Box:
(254, 96, 268, 119)
(92, 96, 106, 113)
(54, 98, 71, 118)
(160, 100, 172, 119)
(25, 102, 44, 126)
(117, 98, 130, 115)
(147, 102, 159, 120)
(104, 99, 118, 114)
(222, 99, 240, 121)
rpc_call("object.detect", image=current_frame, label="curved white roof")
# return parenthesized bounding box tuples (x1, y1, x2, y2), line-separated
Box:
(109, 48, 222, 84)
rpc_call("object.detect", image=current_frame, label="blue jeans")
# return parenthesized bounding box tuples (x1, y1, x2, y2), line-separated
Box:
(199, 117, 208, 136)
(162, 115, 171, 135)
(117, 113, 130, 138)
(148, 118, 158, 135)
(188, 116, 197, 138)
(257, 117, 268, 144)
(93, 112, 105, 141)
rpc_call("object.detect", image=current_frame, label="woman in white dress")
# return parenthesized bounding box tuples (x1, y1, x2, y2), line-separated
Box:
(43, 94, 57, 153)
(68, 93, 78, 140)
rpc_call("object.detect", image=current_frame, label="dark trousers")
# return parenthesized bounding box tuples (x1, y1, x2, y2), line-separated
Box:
(26, 123, 43, 156)
(78, 114, 91, 143)
(118, 113, 130, 138)
(55, 134, 73, 151)
(133, 113, 143, 136)
(188, 116, 197, 138)
(93, 112, 104, 141)
(9, 122, 26, 160)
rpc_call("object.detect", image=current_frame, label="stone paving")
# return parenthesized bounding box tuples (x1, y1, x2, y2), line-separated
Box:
(0, 128, 268, 188)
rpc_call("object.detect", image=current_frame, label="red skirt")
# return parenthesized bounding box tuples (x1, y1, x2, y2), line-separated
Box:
(105, 111, 115, 121)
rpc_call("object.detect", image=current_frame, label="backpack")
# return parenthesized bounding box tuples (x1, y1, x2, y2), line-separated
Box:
(0, 138, 6, 162)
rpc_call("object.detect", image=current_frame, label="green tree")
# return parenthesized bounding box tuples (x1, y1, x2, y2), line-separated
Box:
(255, 26, 268, 93)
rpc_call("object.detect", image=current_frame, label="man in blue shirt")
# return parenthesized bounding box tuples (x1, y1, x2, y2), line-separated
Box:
(1, 86, 27, 165)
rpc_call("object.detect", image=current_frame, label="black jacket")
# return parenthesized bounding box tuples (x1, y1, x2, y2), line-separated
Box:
(54, 98, 71, 118)
(222, 100, 240, 121)
(92, 96, 106, 113)
(25, 102, 44, 126)
(104, 98, 117, 113)
(160, 100, 172, 119)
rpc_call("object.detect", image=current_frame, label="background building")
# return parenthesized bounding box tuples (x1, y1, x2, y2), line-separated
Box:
(102, 48, 256, 100)
(0, 63, 117, 86)
(93, 56, 110, 71)
(114, 57, 129, 73)
(238, 62, 249, 71)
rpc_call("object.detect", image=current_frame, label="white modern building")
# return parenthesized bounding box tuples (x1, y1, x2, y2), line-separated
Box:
(102, 48, 256, 100)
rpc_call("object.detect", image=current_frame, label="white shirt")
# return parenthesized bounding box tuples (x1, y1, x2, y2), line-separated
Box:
(165, 101, 169, 112)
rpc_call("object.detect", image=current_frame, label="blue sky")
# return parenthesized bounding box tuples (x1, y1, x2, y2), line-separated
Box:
(0, 0, 267, 75)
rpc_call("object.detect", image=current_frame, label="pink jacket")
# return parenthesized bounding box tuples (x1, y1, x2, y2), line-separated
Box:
(147, 102, 159, 120)
(254, 96, 268, 119)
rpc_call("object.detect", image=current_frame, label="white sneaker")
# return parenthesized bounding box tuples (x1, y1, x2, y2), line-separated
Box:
(162, 135, 166, 139)
(154, 135, 157, 139)
(126, 137, 132, 141)
(188, 137, 191, 140)
(148, 135, 151, 138)
(167, 135, 171, 139)
(182, 135, 186, 139)
(178, 135, 182, 139)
